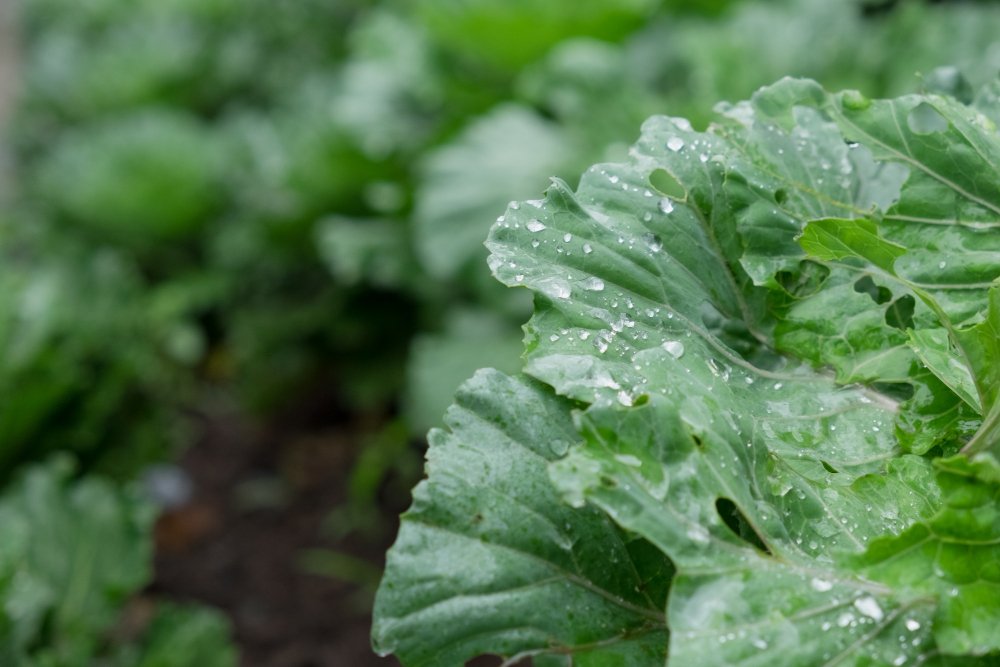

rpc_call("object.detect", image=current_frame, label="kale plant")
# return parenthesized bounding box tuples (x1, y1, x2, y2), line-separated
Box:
(373, 78, 1000, 665)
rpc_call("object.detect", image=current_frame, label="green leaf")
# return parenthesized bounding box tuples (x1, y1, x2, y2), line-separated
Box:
(908, 329, 982, 413)
(481, 79, 1000, 662)
(373, 370, 671, 667)
(114, 603, 237, 667)
(956, 285, 1000, 456)
(377, 78, 1000, 665)
(0, 459, 153, 663)
(956, 285, 1000, 414)
(35, 110, 220, 246)
(799, 218, 906, 273)
(330, 10, 443, 159)
(409, 0, 658, 73)
(404, 309, 523, 436)
(413, 104, 578, 279)
(488, 166, 944, 661)
(316, 216, 415, 290)
(857, 454, 1000, 656)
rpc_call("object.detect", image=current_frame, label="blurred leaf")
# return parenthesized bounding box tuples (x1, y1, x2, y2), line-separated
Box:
(518, 38, 655, 147)
(35, 110, 220, 248)
(0, 245, 188, 475)
(331, 10, 443, 159)
(316, 216, 415, 290)
(0, 459, 153, 664)
(414, 104, 578, 279)
(405, 308, 523, 435)
(112, 603, 237, 667)
(410, 0, 658, 73)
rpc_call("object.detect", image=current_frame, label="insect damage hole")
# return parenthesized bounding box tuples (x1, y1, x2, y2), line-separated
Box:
(884, 294, 915, 330)
(853, 275, 892, 304)
(649, 168, 686, 200)
(715, 497, 772, 555)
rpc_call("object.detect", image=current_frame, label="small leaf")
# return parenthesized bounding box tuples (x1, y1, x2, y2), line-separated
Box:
(799, 218, 907, 273)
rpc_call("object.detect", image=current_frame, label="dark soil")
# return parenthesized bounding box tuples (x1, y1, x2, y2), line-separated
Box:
(150, 401, 410, 667)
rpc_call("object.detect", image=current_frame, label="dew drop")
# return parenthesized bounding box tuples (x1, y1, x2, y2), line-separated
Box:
(662, 340, 685, 359)
(853, 596, 884, 621)
(526, 219, 546, 232)
(685, 525, 710, 543)
(811, 578, 833, 592)
(540, 278, 571, 300)
(658, 198, 674, 214)
(582, 277, 606, 292)
(667, 137, 685, 152)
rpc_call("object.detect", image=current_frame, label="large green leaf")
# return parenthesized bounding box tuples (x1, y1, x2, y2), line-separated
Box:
(373, 370, 672, 666)
(480, 79, 998, 664)
(487, 173, 944, 664)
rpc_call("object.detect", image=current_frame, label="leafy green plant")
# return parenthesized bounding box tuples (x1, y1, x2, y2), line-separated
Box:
(0, 236, 196, 477)
(35, 109, 220, 249)
(373, 78, 1000, 665)
(0, 458, 236, 666)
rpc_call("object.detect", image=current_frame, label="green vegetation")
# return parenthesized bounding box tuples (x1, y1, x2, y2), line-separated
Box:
(374, 76, 1000, 667)
(2, 0, 1000, 663)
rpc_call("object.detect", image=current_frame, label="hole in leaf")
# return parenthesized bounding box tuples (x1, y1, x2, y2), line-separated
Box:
(777, 260, 830, 297)
(871, 381, 915, 401)
(691, 434, 704, 449)
(885, 294, 915, 330)
(820, 460, 839, 474)
(599, 475, 618, 488)
(715, 498, 771, 555)
(774, 188, 788, 204)
(632, 394, 650, 407)
(907, 102, 949, 134)
(853, 275, 892, 304)
(649, 168, 686, 199)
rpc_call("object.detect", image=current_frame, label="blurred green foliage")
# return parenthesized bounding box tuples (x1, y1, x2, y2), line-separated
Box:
(0, 458, 236, 666)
